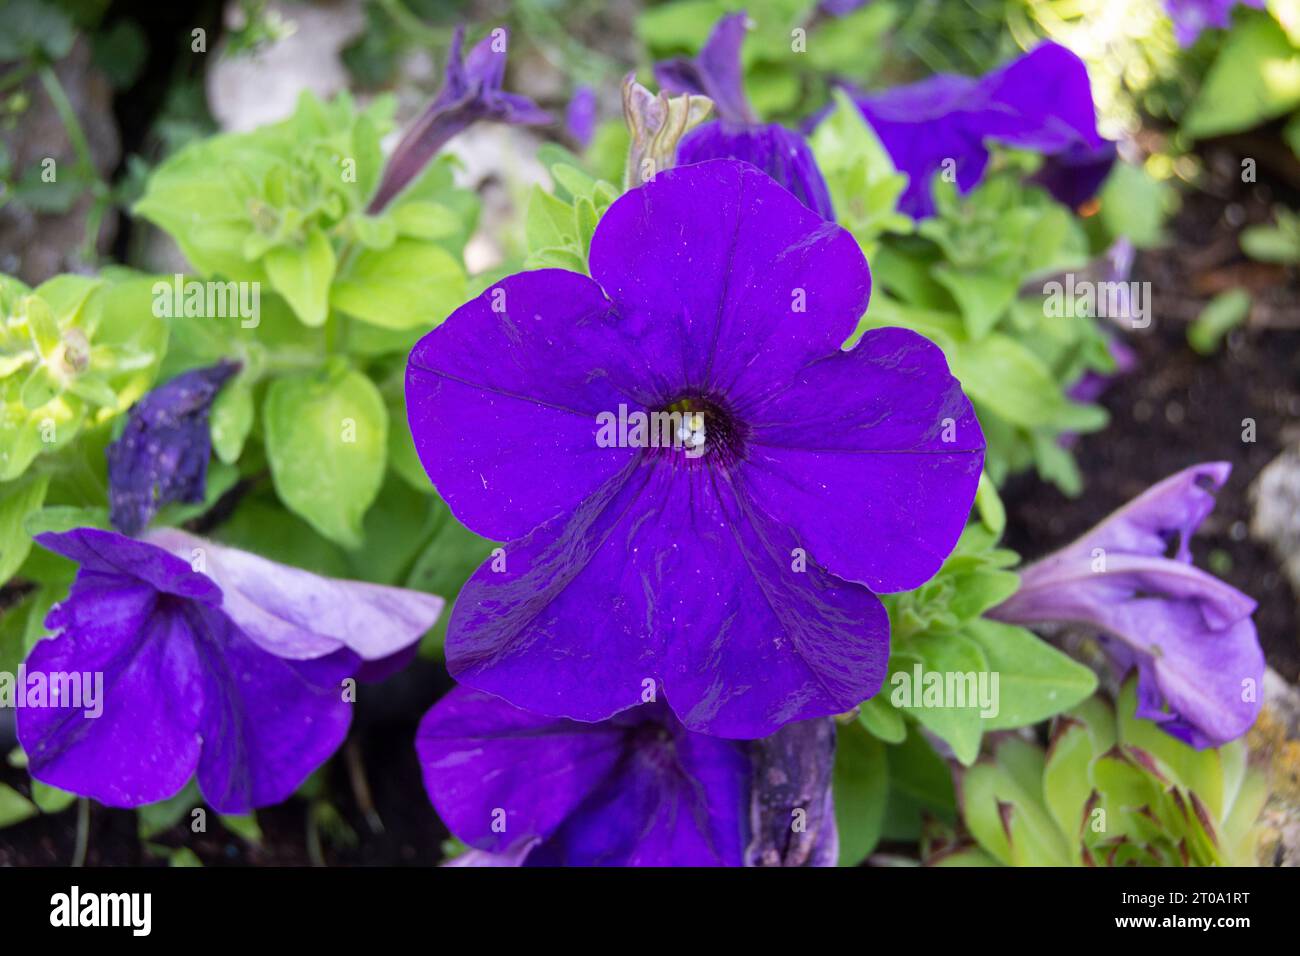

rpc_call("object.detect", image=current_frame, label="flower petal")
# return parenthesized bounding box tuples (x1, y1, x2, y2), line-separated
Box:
(653, 11, 756, 125)
(417, 686, 632, 855)
(740, 326, 984, 592)
(144, 528, 443, 664)
(446, 459, 891, 737)
(588, 159, 869, 404)
(406, 269, 645, 541)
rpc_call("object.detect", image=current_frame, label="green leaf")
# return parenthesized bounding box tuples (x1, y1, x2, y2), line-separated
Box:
(858, 694, 906, 744)
(219, 813, 263, 844)
(964, 619, 1098, 730)
(1042, 717, 1096, 859)
(331, 240, 466, 330)
(953, 334, 1077, 429)
(264, 226, 336, 327)
(1188, 289, 1251, 355)
(0, 472, 49, 585)
(264, 365, 388, 548)
(1184, 12, 1300, 139)
(137, 780, 199, 839)
(881, 725, 957, 841)
(934, 266, 1019, 340)
(31, 779, 76, 814)
(0, 783, 38, 829)
(892, 631, 989, 766)
(833, 720, 888, 866)
(405, 498, 495, 652)
(1098, 162, 1175, 249)
(209, 376, 255, 465)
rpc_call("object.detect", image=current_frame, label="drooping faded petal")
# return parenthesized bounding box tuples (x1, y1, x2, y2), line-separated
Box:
(106, 360, 239, 536)
(741, 326, 984, 593)
(144, 527, 442, 665)
(844, 43, 1113, 217)
(990, 463, 1263, 747)
(621, 75, 714, 187)
(368, 25, 551, 213)
(653, 11, 756, 125)
(744, 718, 839, 867)
(417, 687, 749, 866)
(446, 460, 891, 738)
(18, 528, 357, 812)
(406, 269, 645, 543)
(589, 159, 868, 403)
(676, 121, 836, 220)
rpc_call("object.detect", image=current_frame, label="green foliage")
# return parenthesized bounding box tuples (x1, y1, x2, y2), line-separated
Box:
(937, 682, 1269, 866)
(1188, 289, 1251, 355)
(524, 145, 621, 272)
(1184, 10, 1300, 139)
(1240, 206, 1300, 264)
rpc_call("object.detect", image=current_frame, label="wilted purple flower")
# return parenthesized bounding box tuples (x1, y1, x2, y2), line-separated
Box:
(1165, 0, 1265, 46)
(565, 84, 598, 150)
(828, 43, 1115, 217)
(417, 685, 838, 866)
(368, 26, 551, 213)
(990, 463, 1263, 748)
(17, 528, 443, 813)
(406, 158, 984, 738)
(107, 360, 239, 536)
(655, 12, 835, 219)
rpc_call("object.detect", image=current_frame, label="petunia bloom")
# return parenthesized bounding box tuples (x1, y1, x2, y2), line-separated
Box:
(1164, 0, 1265, 46)
(990, 463, 1263, 748)
(17, 527, 443, 813)
(565, 84, 598, 150)
(107, 360, 239, 536)
(826, 43, 1115, 218)
(367, 25, 551, 213)
(406, 158, 984, 738)
(416, 685, 837, 866)
(655, 12, 835, 219)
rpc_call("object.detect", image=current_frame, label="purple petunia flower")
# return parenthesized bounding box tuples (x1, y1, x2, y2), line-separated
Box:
(367, 26, 551, 213)
(655, 12, 835, 219)
(107, 360, 239, 536)
(826, 43, 1115, 218)
(1165, 0, 1265, 46)
(406, 158, 984, 739)
(990, 463, 1263, 748)
(417, 685, 837, 866)
(17, 527, 443, 813)
(565, 84, 598, 150)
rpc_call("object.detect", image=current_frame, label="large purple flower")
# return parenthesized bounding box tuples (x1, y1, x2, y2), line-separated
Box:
(107, 360, 239, 536)
(828, 43, 1115, 217)
(655, 13, 835, 219)
(417, 685, 837, 866)
(406, 158, 984, 738)
(367, 25, 550, 213)
(1165, 0, 1265, 46)
(990, 463, 1263, 748)
(17, 528, 443, 813)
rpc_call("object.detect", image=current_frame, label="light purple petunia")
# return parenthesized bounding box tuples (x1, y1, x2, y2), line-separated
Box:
(990, 462, 1263, 748)
(17, 528, 443, 813)
(107, 360, 239, 536)
(655, 12, 835, 219)
(1165, 0, 1265, 46)
(367, 25, 551, 213)
(406, 158, 984, 739)
(417, 685, 837, 866)
(825, 43, 1115, 217)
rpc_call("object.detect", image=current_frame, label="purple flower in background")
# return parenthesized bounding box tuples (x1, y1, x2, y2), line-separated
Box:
(655, 13, 835, 219)
(107, 360, 239, 536)
(990, 463, 1263, 748)
(17, 528, 442, 813)
(417, 685, 838, 866)
(1165, 0, 1265, 46)
(368, 25, 551, 213)
(817, 0, 871, 15)
(830, 43, 1115, 217)
(565, 84, 597, 149)
(406, 159, 984, 738)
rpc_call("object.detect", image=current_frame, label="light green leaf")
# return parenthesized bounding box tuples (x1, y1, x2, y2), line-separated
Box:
(264, 365, 388, 548)
(0, 472, 49, 585)
(1185, 13, 1300, 138)
(209, 376, 255, 465)
(0, 783, 38, 828)
(893, 631, 989, 765)
(833, 720, 889, 866)
(264, 226, 336, 327)
(331, 239, 466, 330)
(858, 694, 906, 744)
(964, 618, 1097, 730)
